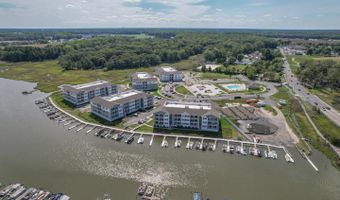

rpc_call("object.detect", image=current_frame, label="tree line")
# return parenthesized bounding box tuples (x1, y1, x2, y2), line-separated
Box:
(0, 33, 283, 72)
(297, 59, 340, 90)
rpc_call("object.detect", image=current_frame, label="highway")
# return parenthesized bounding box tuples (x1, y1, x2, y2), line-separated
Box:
(280, 48, 340, 127)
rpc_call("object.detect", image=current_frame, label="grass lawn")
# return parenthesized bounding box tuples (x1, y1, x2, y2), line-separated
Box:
(287, 55, 340, 74)
(220, 117, 240, 139)
(199, 72, 233, 79)
(175, 85, 193, 96)
(213, 99, 248, 107)
(51, 92, 125, 128)
(135, 125, 154, 132)
(305, 103, 340, 147)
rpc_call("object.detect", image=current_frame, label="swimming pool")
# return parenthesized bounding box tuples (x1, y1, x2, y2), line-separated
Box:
(220, 83, 246, 91)
(225, 85, 241, 90)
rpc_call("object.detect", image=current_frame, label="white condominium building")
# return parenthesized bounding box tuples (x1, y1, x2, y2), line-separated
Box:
(153, 101, 220, 132)
(156, 66, 183, 82)
(90, 90, 153, 122)
(62, 80, 117, 106)
(131, 72, 158, 91)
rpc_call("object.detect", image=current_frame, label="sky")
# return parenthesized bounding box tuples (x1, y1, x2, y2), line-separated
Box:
(0, 0, 339, 29)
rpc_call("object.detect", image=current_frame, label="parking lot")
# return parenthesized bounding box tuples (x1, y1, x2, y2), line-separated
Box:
(187, 84, 224, 97)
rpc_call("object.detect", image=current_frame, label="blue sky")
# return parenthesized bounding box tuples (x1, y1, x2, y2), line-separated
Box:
(0, 0, 339, 29)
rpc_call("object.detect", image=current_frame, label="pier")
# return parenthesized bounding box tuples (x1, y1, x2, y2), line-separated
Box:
(39, 97, 296, 163)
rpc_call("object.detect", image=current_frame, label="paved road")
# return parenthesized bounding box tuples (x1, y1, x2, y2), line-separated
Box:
(280, 48, 340, 127)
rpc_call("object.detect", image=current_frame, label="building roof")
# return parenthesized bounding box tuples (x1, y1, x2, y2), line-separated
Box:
(91, 89, 150, 108)
(156, 101, 220, 117)
(62, 80, 113, 93)
(156, 66, 182, 75)
(131, 72, 157, 81)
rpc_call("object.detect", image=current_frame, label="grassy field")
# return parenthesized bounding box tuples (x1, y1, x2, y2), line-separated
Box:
(271, 86, 340, 169)
(51, 93, 125, 128)
(304, 103, 340, 147)
(220, 117, 240, 139)
(175, 85, 193, 95)
(135, 125, 154, 132)
(0, 60, 155, 93)
(199, 72, 233, 79)
(159, 54, 203, 71)
(287, 55, 340, 73)
(0, 54, 203, 93)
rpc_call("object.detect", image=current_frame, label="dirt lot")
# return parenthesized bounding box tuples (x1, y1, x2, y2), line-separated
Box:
(238, 107, 299, 147)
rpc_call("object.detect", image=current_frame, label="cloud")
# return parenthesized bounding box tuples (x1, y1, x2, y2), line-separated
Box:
(0, 0, 339, 29)
(65, 4, 75, 8)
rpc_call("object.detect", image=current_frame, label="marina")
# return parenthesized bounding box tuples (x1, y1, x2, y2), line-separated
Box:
(34, 97, 296, 163)
(0, 78, 339, 200)
(0, 183, 70, 200)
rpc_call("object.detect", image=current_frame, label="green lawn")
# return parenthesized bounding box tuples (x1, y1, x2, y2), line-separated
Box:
(199, 72, 233, 79)
(175, 85, 193, 96)
(305, 103, 340, 147)
(51, 93, 124, 128)
(220, 117, 240, 139)
(135, 125, 154, 132)
(157, 54, 203, 71)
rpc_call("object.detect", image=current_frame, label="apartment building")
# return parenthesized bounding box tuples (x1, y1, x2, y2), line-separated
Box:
(62, 80, 117, 106)
(153, 101, 220, 132)
(131, 72, 158, 91)
(90, 90, 153, 122)
(156, 66, 183, 82)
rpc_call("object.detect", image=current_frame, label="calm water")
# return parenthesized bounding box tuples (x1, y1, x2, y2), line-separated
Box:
(0, 78, 339, 200)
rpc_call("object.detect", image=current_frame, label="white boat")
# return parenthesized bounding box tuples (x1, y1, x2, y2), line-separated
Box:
(230, 145, 235, 154)
(264, 150, 268, 158)
(189, 142, 194, 149)
(241, 147, 247, 156)
(161, 140, 168, 148)
(272, 151, 278, 159)
(226, 145, 230, 153)
(236, 145, 241, 153)
(186, 141, 190, 149)
(175, 139, 182, 148)
(212, 143, 216, 151)
(137, 136, 144, 144)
